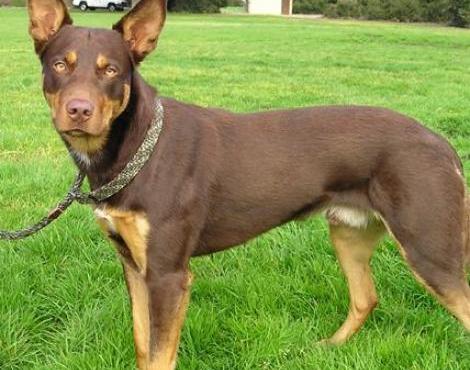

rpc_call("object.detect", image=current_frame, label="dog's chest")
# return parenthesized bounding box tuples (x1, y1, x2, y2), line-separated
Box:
(94, 207, 150, 273)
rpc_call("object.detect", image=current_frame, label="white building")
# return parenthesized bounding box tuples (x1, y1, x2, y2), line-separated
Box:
(247, 0, 293, 16)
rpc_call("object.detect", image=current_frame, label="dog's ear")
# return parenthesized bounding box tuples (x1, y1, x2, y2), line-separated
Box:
(113, 0, 167, 64)
(27, 0, 72, 55)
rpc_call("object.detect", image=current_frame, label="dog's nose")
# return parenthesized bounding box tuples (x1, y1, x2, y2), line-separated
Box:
(66, 99, 94, 122)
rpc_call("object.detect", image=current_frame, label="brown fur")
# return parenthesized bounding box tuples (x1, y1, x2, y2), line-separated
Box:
(465, 195, 470, 268)
(26, 0, 470, 368)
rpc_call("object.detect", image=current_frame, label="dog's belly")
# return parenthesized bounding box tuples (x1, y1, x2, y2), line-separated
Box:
(197, 191, 330, 255)
(197, 202, 382, 256)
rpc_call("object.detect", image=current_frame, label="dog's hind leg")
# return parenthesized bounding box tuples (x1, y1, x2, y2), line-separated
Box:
(371, 169, 470, 331)
(389, 231, 470, 331)
(388, 225, 470, 332)
(322, 218, 385, 345)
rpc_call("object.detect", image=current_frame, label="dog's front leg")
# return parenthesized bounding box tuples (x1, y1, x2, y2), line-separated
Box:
(124, 263, 192, 370)
(145, 268, 192, 370)
(123, 263, 151, 370)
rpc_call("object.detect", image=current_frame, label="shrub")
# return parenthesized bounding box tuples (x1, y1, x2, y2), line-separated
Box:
(293, 0, 329, 13)
(167, 0, 228, 13)
(359, 0, 388, 19)
(421, 0, 451, 22)
(450, 0, 470, 26)
(321, 0, 470, 27)
(389, 0, 422, 22)
(226, 0, 244, 6)
(325, 0, 361, 18)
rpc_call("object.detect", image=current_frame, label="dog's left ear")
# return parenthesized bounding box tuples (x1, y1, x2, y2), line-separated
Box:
(27, 0, 73, 55)
(113, 0, 167, 64)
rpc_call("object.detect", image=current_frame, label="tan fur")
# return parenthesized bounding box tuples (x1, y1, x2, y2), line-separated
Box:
(124, 265, 150, 370)
(441, 290, 470, 331)
(44, 92, 59, 119)
(95, 207, 150, 273)
(65, 50, 77, 66)
(325, 222, 384, 344)
(96, 53, 109, 69)
(110, 83, 131, 121)
(66, 134, 110, 154)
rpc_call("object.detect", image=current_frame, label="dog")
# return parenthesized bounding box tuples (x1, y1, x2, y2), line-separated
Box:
(26, 0, 470, 368)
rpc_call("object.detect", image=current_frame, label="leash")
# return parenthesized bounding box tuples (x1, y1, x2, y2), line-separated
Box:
(0, 98, 164, 241)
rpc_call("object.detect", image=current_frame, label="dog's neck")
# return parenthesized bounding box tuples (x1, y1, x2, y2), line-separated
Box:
(70, 71, 157, 191)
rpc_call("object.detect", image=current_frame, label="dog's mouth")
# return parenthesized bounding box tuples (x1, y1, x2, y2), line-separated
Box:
(62, 129, 89, 138)
(58, 123, 107, 139)
(58, 125, 110, 155)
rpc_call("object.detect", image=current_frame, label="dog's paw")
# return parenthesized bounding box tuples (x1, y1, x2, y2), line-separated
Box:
(316, 337, 344, 347)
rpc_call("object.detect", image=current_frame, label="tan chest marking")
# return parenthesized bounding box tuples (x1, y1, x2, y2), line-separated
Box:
(95, 207, 150, 274)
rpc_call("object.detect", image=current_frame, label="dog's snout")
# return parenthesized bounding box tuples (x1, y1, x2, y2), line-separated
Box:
(66, 99, 94, 122)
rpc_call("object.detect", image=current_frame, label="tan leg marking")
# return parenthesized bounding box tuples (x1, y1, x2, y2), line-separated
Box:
(442, 288, 470, 331)
(401, 258, 470, 332)
(95, 207, 150, 274)
(95, 208, 152, 369)
(380, 216, 470, 333)
(124, 264, 150, 370)
(112, 210, 150, 274)
(148, 273, 193, 370)
(325, 222, 384, 345)
(396, 243, 470, 332)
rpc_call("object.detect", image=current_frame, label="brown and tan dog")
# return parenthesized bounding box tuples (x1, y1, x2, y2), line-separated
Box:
(27, 0, 470, 368)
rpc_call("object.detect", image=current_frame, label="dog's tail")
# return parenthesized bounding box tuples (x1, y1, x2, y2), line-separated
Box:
(464, 193, 470, 269)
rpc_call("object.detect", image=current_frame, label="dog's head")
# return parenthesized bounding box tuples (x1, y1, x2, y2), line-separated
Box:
(27, 0, 166, 155)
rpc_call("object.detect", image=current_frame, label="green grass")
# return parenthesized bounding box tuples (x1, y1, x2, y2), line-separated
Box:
(0, 8, 469, 369)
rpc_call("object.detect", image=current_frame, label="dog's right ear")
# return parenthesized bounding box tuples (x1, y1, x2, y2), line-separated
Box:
(113, 0, 167, 64)
(27, 0, 73, 55)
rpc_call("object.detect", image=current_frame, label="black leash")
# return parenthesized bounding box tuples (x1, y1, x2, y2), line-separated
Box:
(0, 172, 92, 241)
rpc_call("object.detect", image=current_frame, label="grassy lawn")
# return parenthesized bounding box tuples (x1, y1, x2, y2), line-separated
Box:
(0, 7, 469, 369)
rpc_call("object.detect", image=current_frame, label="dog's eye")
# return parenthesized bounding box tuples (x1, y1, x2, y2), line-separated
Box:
(53, 61, 67, 74)
(105, 65, 118, 78)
